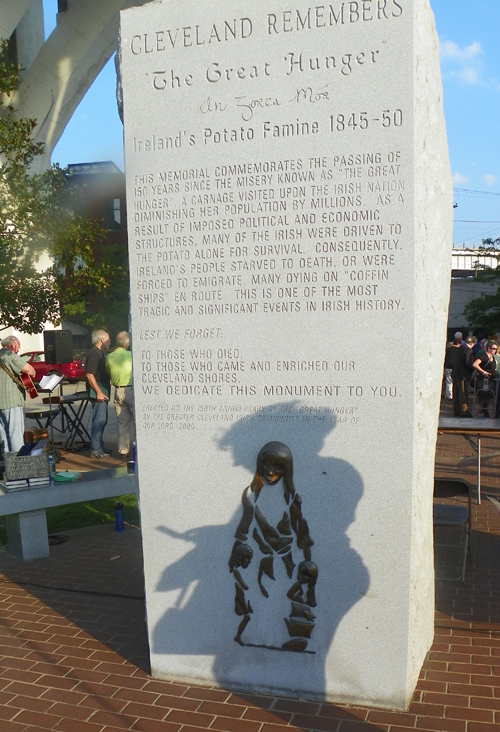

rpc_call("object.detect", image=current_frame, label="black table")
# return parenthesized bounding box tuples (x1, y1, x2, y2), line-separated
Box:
(438, 416, 500, 504)
(24, 405, 64, 434)
(58, 393, 92, 449)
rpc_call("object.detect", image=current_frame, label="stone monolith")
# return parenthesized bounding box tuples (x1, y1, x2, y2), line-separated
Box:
(119, 0, 452, 709)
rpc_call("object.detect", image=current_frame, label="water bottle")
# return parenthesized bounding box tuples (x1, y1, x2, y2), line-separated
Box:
(128, 441, 136, 474)
(48, 454, 56, 484)
(114, 501, 125, 532)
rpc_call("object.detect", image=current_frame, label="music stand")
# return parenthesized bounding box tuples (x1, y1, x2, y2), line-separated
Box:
(38, 373, 65, 451)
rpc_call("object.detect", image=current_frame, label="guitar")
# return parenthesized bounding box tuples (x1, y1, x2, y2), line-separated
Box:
(20, 372, 38, 399)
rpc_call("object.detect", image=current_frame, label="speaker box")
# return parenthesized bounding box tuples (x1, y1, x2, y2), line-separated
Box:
(44, 330, 73, 364)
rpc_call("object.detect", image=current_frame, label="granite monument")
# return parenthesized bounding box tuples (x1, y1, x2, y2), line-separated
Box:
(119, 0, 452, 708)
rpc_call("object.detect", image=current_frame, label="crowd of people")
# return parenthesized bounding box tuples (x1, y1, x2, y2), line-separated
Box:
(444, 331, 500, 418)
(0, 330, 135, 459)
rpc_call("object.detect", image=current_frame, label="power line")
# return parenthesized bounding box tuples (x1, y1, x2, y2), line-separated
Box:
(454, 188, 500, 199)
(447, 188, 499, 245)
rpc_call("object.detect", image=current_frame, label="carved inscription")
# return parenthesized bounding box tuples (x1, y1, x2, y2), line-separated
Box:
(131, 149, 407, 414)
(125, 0, 410, 423)
(133, 153, 405, 318)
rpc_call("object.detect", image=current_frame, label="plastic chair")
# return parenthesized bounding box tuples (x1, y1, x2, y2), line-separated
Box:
(433, 478, 472, 583)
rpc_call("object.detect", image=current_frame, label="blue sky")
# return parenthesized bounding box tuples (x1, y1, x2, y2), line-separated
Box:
(44, 0, 500, 248)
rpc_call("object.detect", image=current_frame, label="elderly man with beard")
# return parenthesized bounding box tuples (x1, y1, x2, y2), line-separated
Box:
(106, 331, 135, 460)
(0, 336, 36, 452)
(85, 329, 111, 458)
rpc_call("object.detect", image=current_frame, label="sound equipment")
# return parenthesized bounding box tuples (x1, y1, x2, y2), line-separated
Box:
(44, 330, 73, 365)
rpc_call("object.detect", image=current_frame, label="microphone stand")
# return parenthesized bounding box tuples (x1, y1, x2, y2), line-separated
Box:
(40, 373, 64, 461)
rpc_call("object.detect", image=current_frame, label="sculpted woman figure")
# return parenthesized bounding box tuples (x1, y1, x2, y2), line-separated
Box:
(229, 441, 317, 652)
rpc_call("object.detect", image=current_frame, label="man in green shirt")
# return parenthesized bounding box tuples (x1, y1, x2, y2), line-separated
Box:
(0, 335, 36, 452)
(106, 331, 135, 459)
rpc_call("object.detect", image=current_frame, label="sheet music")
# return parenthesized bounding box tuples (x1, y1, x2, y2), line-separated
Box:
(39, 373, 64, 391)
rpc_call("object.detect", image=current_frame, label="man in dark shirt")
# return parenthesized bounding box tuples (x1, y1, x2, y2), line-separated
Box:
(445, 332, 473, 417)
(85, 330, 111, 458)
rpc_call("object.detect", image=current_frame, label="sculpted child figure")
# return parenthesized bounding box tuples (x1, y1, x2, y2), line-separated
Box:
(229, 441, 317, 652)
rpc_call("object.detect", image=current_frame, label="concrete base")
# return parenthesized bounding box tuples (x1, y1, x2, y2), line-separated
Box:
(5, 509, 50, 561)
(0, 467, 137, 561)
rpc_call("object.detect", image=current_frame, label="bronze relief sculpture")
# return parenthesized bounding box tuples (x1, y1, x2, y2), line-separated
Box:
(229, 441, 317, 652)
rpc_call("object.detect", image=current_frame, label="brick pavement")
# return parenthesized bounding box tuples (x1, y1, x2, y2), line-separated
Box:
(1, 403, 500, 731)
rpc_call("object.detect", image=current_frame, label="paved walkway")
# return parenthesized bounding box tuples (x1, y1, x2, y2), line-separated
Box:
(1, 403, 500, 731)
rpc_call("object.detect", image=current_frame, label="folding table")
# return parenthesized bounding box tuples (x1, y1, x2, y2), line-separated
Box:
(438, 417, 500, 504)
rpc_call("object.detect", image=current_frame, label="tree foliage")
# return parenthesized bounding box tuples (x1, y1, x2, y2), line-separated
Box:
(51, 217, 128, 334)
(0, 40, 128, 334)
(463, 238, 500, 333)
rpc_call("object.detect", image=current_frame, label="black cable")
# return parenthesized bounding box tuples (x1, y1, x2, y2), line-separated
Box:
(454, 188, 500, 199)
(48, 534, 69, 545)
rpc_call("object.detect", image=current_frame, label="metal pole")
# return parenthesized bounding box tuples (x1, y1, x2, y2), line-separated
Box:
(48, 391, 54, 450)
(477, 434, 481, 505)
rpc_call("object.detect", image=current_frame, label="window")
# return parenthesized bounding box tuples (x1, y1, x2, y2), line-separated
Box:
(106, 198, 121, 229)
